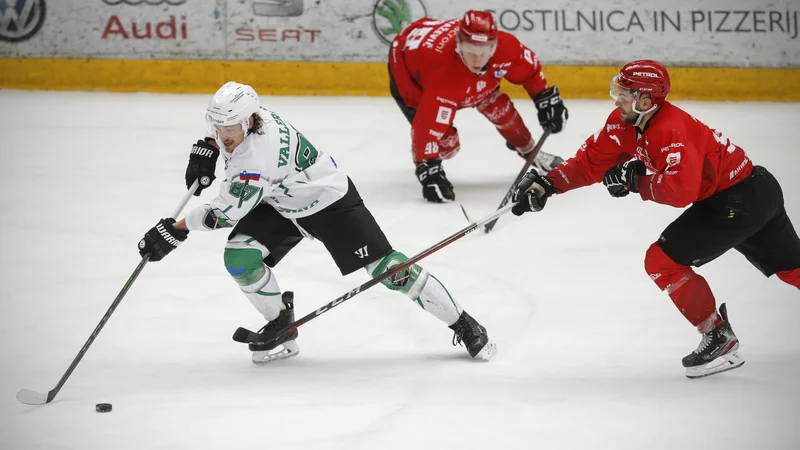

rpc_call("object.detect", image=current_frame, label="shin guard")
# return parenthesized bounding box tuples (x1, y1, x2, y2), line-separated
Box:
(644, 243, 719, 330)
(367, 251, 462, 325)
(224, 235, 284, 321)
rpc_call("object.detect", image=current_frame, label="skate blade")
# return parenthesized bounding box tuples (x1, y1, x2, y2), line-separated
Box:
(252, 340, 299, 365)
(685, 351, 745, 379)
(474, 340, 497, 361)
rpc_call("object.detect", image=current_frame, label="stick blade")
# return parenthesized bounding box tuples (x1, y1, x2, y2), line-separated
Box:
(483, 218, 499, 233)
(232, 327, 253, 343)
(459, 204, 474, 223)
(17, 389, 49, 405)
(461, 204, 491, 233)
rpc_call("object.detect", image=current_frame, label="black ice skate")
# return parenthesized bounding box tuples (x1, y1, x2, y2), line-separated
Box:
(449, 311, 496, 361)
(682, 303, 745, 379)
(250, 292, 299, 364)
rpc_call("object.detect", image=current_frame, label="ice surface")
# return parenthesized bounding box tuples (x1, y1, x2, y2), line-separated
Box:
(0, 91, 798, 449)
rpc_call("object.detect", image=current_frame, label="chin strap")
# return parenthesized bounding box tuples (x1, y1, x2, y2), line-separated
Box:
(632, 97, 659, 127)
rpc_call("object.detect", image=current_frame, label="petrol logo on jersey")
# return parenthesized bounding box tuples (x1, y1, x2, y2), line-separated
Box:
(0, 0, 46, 43)
(371, 0, 428, 45)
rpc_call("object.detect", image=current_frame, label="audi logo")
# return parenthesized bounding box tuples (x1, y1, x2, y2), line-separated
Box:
(102, 0, 187, 5)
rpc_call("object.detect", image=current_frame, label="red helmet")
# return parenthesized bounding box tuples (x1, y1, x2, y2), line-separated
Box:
(615, 60, 671, 104)
(459, 10, 497, 43)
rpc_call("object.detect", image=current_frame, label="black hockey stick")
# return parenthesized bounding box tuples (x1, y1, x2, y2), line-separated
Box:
(232, 202, 518, 348)
(16, 179, 201, 405)
(482, 128, 552, 233)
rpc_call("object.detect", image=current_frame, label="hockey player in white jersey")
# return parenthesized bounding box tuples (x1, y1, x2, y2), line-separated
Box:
(137, 82, 496, 364)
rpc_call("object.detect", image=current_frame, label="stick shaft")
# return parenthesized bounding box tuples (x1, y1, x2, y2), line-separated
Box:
(28, 180, 200, 404)
(483, 129, 552, 233)
(239, 203, 517, 346)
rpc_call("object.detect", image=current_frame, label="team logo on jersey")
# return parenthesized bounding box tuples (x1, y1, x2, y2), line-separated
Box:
(0, 0, 46, 43)
(636, 145, 650, 161)
(371, 0, 428, 45)
(435, 106, 453, 125)
(477, 81, 486, 92)
(665, 152, 682, 167)
(493, 70, 507, 78)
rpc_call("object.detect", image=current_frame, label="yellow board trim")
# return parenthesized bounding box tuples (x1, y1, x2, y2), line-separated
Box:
(2, 58, 798, 101)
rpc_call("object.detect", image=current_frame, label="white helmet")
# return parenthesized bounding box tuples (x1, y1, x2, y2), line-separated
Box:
(206, 81, 260, 135)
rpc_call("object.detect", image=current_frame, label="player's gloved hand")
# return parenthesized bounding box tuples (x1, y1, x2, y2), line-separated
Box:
(138, 218, 188, 262)
(185, 139, 220, 196)
(415, 159, 455, 203)
(511, 170, 555, 215)
(533, 86, 568, 133)
(603, 160, 647, 198)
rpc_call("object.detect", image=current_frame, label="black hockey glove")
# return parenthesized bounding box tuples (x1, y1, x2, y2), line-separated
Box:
(415, 159, 455, 203)
(511, 170, 555, 215)
(603, 160, 647, 198)
(533, 86, 568, 133)
(185, 139, 220, 196)
(138, 218, 188, 262)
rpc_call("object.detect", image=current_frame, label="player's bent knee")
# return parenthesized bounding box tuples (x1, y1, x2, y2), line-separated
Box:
(476, 90, 514, 123)
(369, 251, 427, 295)
(224, 243, 267, 287)
(645, 242, 685, 290)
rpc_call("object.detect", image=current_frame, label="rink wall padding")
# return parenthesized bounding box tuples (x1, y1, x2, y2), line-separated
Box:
(2, 59, 799, 102)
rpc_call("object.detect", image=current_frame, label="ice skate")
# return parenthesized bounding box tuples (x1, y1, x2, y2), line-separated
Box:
(507, 140, 564, 175)
(531, 150, 564, 174)
(682, 303, 745, 379)
(449, 311, 496, 361)
(250, 292, 299, 364)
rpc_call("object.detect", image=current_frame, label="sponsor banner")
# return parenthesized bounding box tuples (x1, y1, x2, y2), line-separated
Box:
(481, 0, 799, 67)
(0, 0, 224, 59)
(0, 0, 797, 67)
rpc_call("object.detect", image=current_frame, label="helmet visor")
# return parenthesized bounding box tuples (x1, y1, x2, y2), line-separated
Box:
(215, 123, 244, 139)
(458, 38, 496, 59)
(609, 75, 636, 102)
(457, 38, 496, 73)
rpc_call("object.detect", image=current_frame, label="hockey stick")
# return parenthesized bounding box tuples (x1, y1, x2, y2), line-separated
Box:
(482, 128, 552, 233)
(232, 202, 518, 347)
(16, 179, 201, 405)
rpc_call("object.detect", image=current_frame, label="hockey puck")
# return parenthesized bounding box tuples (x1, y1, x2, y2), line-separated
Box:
(95, 403, 112, 413)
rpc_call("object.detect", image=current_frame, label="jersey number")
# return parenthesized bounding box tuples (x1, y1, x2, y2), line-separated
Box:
(404, 25, 437, 51)
(295, 133, 319, 170)
(230, 182, 260, 201)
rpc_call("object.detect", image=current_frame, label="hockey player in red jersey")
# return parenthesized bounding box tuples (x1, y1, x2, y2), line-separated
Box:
(511, 60, 800, 379)
(388, 10, 569, 203)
